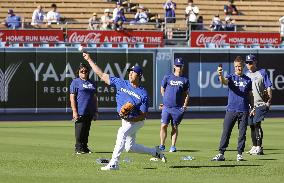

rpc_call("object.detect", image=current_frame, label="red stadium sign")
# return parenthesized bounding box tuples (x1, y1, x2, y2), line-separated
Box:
(66, 30, 164, 47)
(0, 30, 64, 43)
(191, 32, 281, 47)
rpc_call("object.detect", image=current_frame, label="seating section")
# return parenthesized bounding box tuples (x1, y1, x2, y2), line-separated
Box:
(0, 0, 283, 32)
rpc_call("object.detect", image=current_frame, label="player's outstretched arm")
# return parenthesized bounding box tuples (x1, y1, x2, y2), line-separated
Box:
(82, 52, 110, 85)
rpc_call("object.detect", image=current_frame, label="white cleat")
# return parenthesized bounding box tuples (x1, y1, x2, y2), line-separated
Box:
(211, 153, 225, 161)
(101, 164, 119, 171)
(246, 146, 257, 154)
(155, 146, 167, 163)
(237, 154, 244, 161)
(250, 146, 264, 155)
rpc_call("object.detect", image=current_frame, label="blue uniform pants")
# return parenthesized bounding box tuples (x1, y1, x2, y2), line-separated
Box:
(219, 111, 248, 155)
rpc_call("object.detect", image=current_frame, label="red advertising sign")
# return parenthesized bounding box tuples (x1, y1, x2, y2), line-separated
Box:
(191, 32, 281, 47)
(0, 30, 64, 43)
(66, 30, 164, 47)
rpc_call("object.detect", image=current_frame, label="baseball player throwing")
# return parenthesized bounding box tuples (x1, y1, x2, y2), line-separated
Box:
(82, 52, 166, 171)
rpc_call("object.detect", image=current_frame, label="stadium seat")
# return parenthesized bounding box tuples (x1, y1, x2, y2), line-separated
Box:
(0, 42, 6, 47)
(87, 42, 97, 48)
(264, 44, 273, 48)
(236, 44, 245, 48)
(221, 43, 230, 48)
(251, 43, 260, 48)
(56, 42, 66, 48)
(40, 42, 50, 47)
(24, 43, 34, 47)
(118, 42, 128, 48)
(134, 42, 144, 48)
(72, 43, 81, 48)
(9, 43, 20, 47)
(102, 43, 112, 48)
(279, 43, 284, 48)
(205, 42, 216, 48)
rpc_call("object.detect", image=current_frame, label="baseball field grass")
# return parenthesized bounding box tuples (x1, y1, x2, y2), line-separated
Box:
(0, 118, 283, 183)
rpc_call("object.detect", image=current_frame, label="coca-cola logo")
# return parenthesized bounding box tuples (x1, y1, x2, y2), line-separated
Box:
(68, 32, 101, 43)
(196, 34, 227, 46)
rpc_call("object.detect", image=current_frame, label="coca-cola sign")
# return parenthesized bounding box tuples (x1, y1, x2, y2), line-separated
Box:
(68, 32, 101, 43)
(0, 30, 64, 43)
(196, 34, 227, 46)
(66, 30, 164, 47)
(191, 32, 281, 47)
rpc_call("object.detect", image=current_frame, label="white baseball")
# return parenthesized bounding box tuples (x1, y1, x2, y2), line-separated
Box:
(78, 45, 84, 52)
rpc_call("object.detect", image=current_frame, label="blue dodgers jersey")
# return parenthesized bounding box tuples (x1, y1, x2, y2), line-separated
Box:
(70, 78, 97, 116)
(161, 74, 190, 108)
(226, 74, 252, 112)
(110, 76, 149, 118)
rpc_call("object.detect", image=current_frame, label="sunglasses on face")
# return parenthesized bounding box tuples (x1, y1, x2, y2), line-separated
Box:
(245, 62, 253, 65)
(80, 70, 88, 73)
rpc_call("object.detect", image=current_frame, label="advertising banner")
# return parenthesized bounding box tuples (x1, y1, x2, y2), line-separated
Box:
(257, 53, 284, 105)
(191, 32, 281, 47)
(2, 49, 37, 110)
(0, 49, 155, 112)
(1, 49, 283, 113)
(174, 51, 284, 108)
(66, 30, 164, 47)
(0, 30, 64, 43)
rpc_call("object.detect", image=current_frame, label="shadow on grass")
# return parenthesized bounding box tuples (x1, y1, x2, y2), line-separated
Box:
(259, 159, 277, 161)
(0, 126, 71, 128)
(265, 152, 282, 155)
(95, 151, 113, 154)
(178, 150, 200, 152)
(170, 164, 262, 169)
(143, 167, 157, 169)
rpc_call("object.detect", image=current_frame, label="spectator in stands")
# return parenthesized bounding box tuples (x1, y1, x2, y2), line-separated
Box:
(46, 3, 61, 25)
(185, 0, 199, 30)
(113, 8, 127, 30)
(210, 14, 223, 31)
(224, 0, 238, 15)
(113, 2, 122, 20)
(100, 9, 113, 30)
(223, 16, 236, 31)
(31, 5, 45, 26)
(88, 12, 100, 30)
(4, 9, 21, 29)
(279, 16, 284, 38)
(163, 0, 176, 23)
(130, 6, 148, 24)
(196, 16, 204, 30)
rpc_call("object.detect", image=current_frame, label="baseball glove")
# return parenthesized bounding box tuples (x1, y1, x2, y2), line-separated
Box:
(262, 89, 270, 103)
(119, 102, 135, 119)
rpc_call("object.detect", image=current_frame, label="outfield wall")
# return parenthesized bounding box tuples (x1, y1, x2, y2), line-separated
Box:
(0, 48, 283, 114)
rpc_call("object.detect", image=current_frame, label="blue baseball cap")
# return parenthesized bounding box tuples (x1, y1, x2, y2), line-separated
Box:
(246, 54, 257, 62)
(174, 57, 184, 66)
(127, 66, 143, 76)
